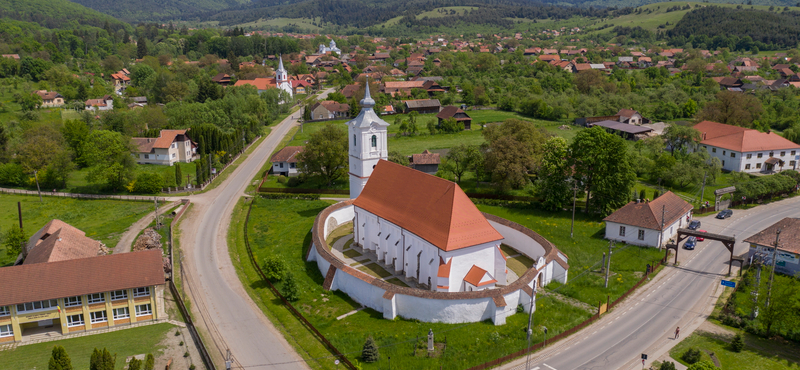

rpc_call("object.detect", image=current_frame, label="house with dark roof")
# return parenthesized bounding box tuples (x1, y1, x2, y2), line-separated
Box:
(211, 73, 231, 86)
(436, 106, 472, 130)
(0, 220, 165, 343)
(745, 217, 800, 276)
(693, 121, 800, 173)
(270, 146, 304, 177)
(603, 192, 694, 248)
(409, 150, 440, 174)
(404, 99, 441, 114)
(131, 129, 197, 166)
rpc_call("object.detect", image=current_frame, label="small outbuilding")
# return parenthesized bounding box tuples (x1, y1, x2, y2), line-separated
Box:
(404, 99, 441, 114)
(436, 106, 472, 130)
(409, 150, 441, 175)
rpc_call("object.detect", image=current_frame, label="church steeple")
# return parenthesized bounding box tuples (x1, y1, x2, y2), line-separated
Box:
(276, 54, 287, 83)
(346, 78, 390, 199)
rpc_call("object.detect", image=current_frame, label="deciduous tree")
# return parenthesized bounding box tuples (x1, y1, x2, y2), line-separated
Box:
(443, 144, 480, 183)
(537, 137, 572, 210)
(697, 90, 763, 128)
(297, 124, 348, 186)
(79, 130, 136, 191)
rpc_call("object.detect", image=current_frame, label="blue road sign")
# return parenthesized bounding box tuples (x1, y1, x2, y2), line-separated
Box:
(721, 280, 736, 288)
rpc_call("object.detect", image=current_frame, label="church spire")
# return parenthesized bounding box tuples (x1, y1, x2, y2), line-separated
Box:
(360, 78, 375, 109)
(277, 54, 286, 73)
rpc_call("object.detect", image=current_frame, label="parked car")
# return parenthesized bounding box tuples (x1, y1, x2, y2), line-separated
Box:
(684, 236, 697, 250)
(716, 209, 733, 219)
(688, 220, 701, 230)
(697, 230, 707, 241)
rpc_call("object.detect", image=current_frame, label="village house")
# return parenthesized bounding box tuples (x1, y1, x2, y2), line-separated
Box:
(211, 73, 231, 86)
(110, 72, 130, 92)
(270, 146, 303, 177)
(233, 56, 293, 97)
(436, 105, 472, 130)
(693, 121, 800, 173)
(603, 192, 694, 248)
(409, 150, 441, 175)
(131, 129, 197, 166)
(34, 90, 65, 108)
(309, 100, 350, 120)
(745, 217, 800, 276)
(85, 95, 114, 111)
(404, 99, 441, 114)
(0, 221, 165, 343)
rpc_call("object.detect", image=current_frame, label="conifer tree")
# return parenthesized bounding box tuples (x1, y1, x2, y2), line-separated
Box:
(128, 358, 142, 370)
(280, 271, 299, 301)
(143, 354, 155, 370)
(175, 164, 182, 186)
(362, 336, 379, 363)
(48, 345, 73, 370)
(137, 36, 148, 59)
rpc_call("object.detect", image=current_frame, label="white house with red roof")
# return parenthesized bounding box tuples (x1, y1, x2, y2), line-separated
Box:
(270, 146, 303, 177)
(693, 121, 800, 173)
(131, 130, 197, 166)
(603, 192, 693, 248)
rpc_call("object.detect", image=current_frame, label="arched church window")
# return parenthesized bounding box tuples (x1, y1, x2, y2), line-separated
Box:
(371, 135, 377, 148)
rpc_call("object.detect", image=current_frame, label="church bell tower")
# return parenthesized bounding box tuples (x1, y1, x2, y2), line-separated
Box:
(347, 80, 389, 199)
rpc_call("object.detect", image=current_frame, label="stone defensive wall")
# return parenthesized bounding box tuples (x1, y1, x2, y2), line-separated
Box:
(307, 200, 569, 325)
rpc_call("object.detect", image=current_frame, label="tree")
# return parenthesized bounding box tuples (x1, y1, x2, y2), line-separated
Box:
(19, 125, 67, 174)
(101, 56, 123, 73)
(536, 137, 572, 210)
(443, 144, 479, 183)
(3, 226, 25, 259)
(128, 358, 142, 370)
(49, 345, 73, 370)
(439, 117, 463, 133)
(280, 271, 299, 301)
(175, 165, 182, 186)
(80, 130, 137, 191)
(263, 255, 288, 281)
(659, 361, 677, 370)
(131, 173, 164, 194)
(18, 93, 43, 111)
(303, 105, 312, 121)
(137, 36, 148, 59)
(662, 124, 701, 156)
(90, 348, 115, 370)
(682, 348, 702, 364)
(143, 354, 154, 370)
(730, 333, 744, 352)
(387, 151, 409, 166)
(362, 336, 379, 363)
(570, 126, 636, 216)
(297, 124, 348, 186)
(483, 119, 549, 192)
(574, 69, 605, 94)
(696, 90, 763, 128)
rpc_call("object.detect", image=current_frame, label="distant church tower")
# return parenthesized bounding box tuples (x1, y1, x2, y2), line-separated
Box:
(275, 54, 293, 98)
(347, 81, 389, 199)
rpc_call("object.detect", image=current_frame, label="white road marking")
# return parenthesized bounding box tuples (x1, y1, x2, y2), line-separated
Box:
(531, 367, 540, 370)
(544, 364, 557, 370)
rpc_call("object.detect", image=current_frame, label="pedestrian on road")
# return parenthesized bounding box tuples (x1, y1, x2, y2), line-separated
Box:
(675, 326, 680, 339)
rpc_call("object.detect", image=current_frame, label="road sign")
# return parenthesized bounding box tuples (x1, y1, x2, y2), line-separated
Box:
(641, 353, 648, 360)
(721, 280, 736, 288)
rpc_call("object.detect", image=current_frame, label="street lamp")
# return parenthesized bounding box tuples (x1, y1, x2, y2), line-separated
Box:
(525, 286, 537, 370)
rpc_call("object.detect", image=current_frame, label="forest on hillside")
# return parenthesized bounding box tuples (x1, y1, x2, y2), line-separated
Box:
(667, 6, 800, 49)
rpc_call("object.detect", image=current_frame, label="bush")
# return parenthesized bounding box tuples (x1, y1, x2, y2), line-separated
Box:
(131, 172, 164, 194)
(682, 348, 702, 364)
(686, 361, 718, 370)
(276, 175, 287, 184)
(0, 162, 27, 186)
(730, 333, 744, 352)
(128, 358, 142, 370)
(362, 336, 379, 363)
(286, 176, 302, 187)
(659, 361, 676, 370)
(143, 354, 154, 370)
(280, 271, 299, 301)
(263, 255, 288, 282)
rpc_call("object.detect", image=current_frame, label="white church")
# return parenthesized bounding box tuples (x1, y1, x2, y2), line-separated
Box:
(274, 55, 293, 98)
(318, 40, 341, 55)
(345, 84, 508, 292)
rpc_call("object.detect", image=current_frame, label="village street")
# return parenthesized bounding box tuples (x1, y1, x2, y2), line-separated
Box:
(504, 195, 800, 370)
(176, 88, 334, 369)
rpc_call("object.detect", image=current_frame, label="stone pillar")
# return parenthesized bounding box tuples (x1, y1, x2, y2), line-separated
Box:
(82, 295, 92, 331)
(128, 290, 137, 324)
(10, 306, 21, 342)
(427, 329, 434, 352)
(58, 298, 69, 335)
(382, 291, 397, 320)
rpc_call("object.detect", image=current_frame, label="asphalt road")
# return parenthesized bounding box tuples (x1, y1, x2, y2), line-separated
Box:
(507, 196, 800, 370)
(180, 89, 333, 370)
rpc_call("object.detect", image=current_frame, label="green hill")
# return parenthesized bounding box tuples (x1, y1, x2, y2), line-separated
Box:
(542, 0, 800, 8)
(67, 0, 251, 22)
(0, 0, 129, 30)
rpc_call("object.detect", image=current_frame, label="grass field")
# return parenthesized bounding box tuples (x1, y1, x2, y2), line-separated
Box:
(0, 195, 154, 266)
(477, 204, 665, 306)
(670, 330, 800, 369)
(1, 323, 175, 370)
(232, 197, 594, 369)
(234, 17, 324, 31)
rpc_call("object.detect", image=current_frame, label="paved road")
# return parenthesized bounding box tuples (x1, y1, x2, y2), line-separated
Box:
(505, 196, 800, 370)
(180, 89, 334, 369)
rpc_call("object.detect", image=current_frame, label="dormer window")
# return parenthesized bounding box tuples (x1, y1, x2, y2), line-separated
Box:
(41, 233, 51, 241)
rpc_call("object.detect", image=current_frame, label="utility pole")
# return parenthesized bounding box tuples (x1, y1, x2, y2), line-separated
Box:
(658, 205, 666, 250)
(33, 170, 42, 202)
(605, 241, 614, 288)
(571, 185, 578, 238)
(525, 286, 537, 370)
(699, 171, 707, 207)
(766, 229, 781, 308)
(154, 197, 160, 229)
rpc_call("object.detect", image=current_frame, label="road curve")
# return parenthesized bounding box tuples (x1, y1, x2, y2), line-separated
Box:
(180, 89, 333, 370)
(503, 196, 800, 370)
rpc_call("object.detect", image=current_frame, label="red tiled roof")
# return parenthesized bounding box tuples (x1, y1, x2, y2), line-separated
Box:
(744, 217, 800, 254)
(437, 257, 452, 278)
(233, 78, 277, 90)
(132, 129, 189, 153)
(603, 191, 693, 231)
(270, 146, 304, 163)
(353, 160, 503, 251)
(0, 249, 165, 307)
(463, 265, 497, 287)
(24, 220, 103, 265)
(694, 121, 800, 152)
(411, 150, 440, 165)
